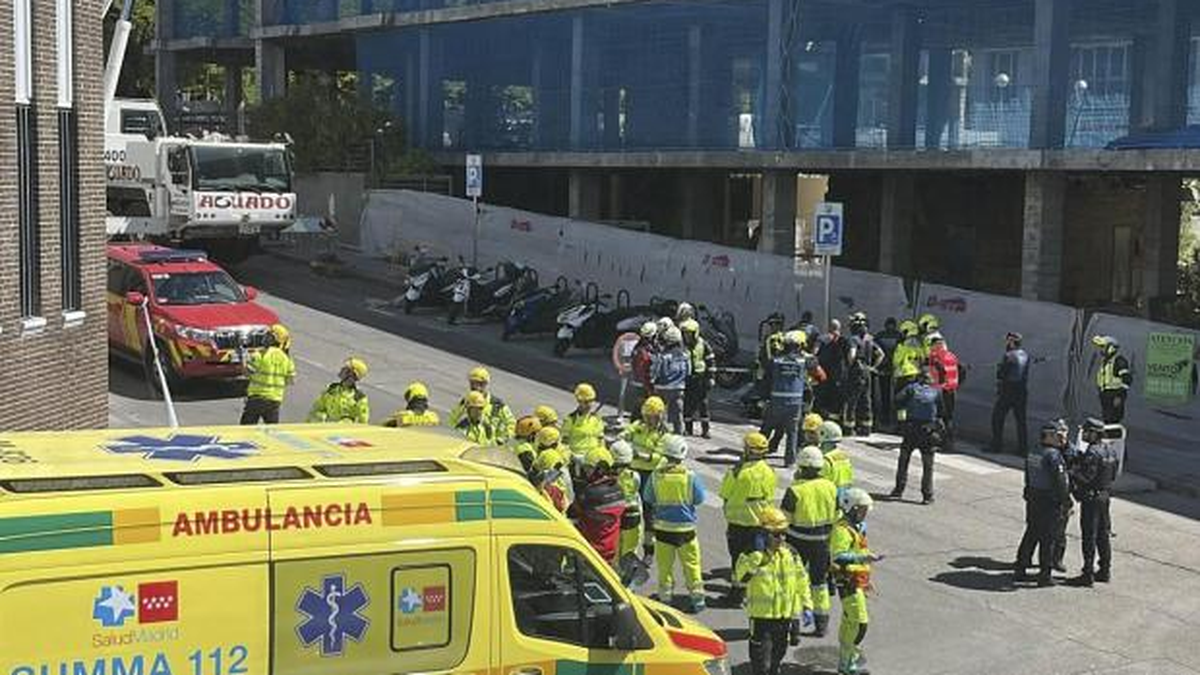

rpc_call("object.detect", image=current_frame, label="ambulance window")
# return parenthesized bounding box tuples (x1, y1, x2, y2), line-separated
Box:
(507, 544, 623, 649)
(165, 466, 312, 485)
(0, 474, 160, 493)
(314, 461, 446, 478)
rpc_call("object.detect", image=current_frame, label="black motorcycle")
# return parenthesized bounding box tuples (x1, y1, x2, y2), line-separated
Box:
(400, 252, 450, 314)
(503, 276, 579, 340)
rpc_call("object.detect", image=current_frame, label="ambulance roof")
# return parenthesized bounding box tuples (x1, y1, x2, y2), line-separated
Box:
(0, 424, 515, 494)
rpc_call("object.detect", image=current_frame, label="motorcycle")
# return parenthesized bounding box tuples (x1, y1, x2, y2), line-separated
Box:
(554, 286, 662, 357)
(400, 252, 450, 314)
(479, 263, 539, 320)
(503, 276, 579, 340)
(696, 305, 754, 389)
(441, 260, 537, 324)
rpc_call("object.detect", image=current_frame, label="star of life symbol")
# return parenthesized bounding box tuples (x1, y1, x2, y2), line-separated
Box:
(296, 574, 370, 657)
(93, 585, 136, 628)
(103, 434, 260, 462)
(398, 587, 423, 615)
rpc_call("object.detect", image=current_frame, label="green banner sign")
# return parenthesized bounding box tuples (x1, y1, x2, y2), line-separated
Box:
(1144, 332, 1196, 406)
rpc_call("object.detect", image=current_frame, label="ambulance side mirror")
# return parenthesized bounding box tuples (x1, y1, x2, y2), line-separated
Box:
(612, 602, 641, 651)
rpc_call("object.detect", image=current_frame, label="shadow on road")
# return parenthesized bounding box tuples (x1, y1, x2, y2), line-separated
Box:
(929, 555, 1021, 593)
(109, 357, 246, 403)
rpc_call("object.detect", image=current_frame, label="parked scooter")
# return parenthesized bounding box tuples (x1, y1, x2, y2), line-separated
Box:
(503, 276, 579, 340)
(478, 263, 539, 320)
(697, 305, 754, 388)
(400, 251, 450, 314)
(554, 286, 661, 357)
(442, 258, 490, 325)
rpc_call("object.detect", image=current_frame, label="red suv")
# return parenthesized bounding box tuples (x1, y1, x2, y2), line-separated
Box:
(106, 244, 279, 384)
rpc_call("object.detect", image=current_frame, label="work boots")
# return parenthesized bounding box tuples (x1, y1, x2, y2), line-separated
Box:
(813, 613, 830, 637)
(701, 419, 711, 439)
(1067, 571, 1094, 587)
(1095, 569, 1111, 583)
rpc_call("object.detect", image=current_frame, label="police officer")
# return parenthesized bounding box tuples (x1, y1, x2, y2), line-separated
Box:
(890, 368, 943, 505)
(241, 324, 296, 425)
(308, 357, 370, 424)
(1014, 420, 1070, 586)
(844, 313, 885, 437)
(735, 505, 813, 675)
(1092, 336, 1132, 423)
(643, 435, 707, 613)
(681, 319, 716, 438)
(1068, 418, 1118, 587)
(761, 331, 807, 466)
(384, 382, 441, 428)
(719, 432, 777, 604)
(873, 318, 903, 428)
(652, 326, 691, 435)
(989, 332, 1030, 456)
(783, 446, 839, 637)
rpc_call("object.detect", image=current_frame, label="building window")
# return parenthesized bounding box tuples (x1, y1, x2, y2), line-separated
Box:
(1070, 44, 1129, 97)
(59, 110, 80, 312)
(17, 105, 40, 319)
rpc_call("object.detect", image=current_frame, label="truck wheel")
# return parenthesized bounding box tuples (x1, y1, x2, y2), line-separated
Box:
(553, 338, 571, 358)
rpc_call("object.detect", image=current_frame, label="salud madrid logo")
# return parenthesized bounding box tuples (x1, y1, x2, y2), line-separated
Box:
(92, 581, 179, 628)
(296, 574, 370, 657)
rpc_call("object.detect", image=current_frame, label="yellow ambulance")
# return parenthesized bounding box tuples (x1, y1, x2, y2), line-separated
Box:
(0, 425, 727, 675)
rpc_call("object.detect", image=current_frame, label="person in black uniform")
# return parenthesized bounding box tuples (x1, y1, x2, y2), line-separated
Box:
(989, 332, 1030, 455)
(873, 317, 903, 429)
(1014, 420, 1070, 586)
(1067, 418, 1119, 587)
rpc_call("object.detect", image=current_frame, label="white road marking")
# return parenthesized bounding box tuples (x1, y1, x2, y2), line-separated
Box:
(936, 453, 1004, 476)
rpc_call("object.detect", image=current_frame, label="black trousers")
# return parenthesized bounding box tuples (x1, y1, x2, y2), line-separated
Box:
(843, 376, 873, 434)
(1016, 491, 1061, 576)
(240, 397, 281, 425)
(726, 524, 761, 584)
(1100, 390, 1125, 424)
(684, 375, 711, 431)
(789, 536, 831, 593)
(749, 618, 791, 675)
(1079, 494, 1112, 575)
(815, 381, 845, 423)
(895, 422, 937, 499)
(941, 390, 957, 435)
(991, 384, 1028, 455)
(875, 371, 895, 427)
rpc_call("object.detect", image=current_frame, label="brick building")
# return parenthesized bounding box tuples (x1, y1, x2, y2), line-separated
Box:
(0, 0, 107, 429)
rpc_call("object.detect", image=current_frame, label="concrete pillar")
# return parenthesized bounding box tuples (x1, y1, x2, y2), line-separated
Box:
(224, 65, 243, 135)
(925, 48, 952, 149)
(878, 173, 915, 276)
(1020, 172, 1066, 302)
(1139, 175, 1182, 308)
(1029, 0, 1071, 149)
(759, 171, 798, 256)
(832, 30, 861, 148)
(679, 172, 723, 242)
(763, 0, 786, 148)
(465, 77, 490, 148)
(887, 8, 920, 149)
(1131, 0, 1191, 133)
(568, 170, 603, 221)
(687, 24, 702, 147)
(256, 41, 287, 101)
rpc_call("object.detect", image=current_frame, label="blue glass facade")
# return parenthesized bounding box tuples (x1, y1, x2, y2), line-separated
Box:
(174, 0, 254, 39)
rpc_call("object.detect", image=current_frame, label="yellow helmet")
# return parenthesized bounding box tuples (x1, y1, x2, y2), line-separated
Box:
(758, 505, 789, 533)
(899, 320, 919, 338)
(404, 382, 429, 402)
(533, 448, 565, 473)
(574, 383, 597, 403)
(536, 426, 561, 449)
(465, 390, 488, 409)
(534, 405, 559, 427)
(918, 313, 940, 333)
(583, 446, 615, 470)
(344, 357, 368, 380)
(785, 330, 807, 348)
(641, 396, 666, 417)
(516, 415, 542, 439)
(468, 366, 491, 384)
(269, 324, 291, 348)
(743, 431, 769, 455)
(679, 319, 701, 334)
(802, 413, 824, 433)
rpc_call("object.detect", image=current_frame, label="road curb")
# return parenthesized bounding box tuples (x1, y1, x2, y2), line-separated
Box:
(263, 247, 407, 290)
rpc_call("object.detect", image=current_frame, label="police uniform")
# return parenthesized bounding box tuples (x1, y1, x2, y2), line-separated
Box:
(1015, 428, 1070, 584)
(761, 351, 807, 466)
(892, 380, 943, 503)
(990, 341, 1030, 455)
(1069, 422, 1119, 585)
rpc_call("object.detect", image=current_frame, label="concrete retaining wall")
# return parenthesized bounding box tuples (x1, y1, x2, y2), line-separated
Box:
(295, 172, 367, 246)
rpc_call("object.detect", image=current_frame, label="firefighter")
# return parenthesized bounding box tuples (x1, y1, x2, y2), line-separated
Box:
(610, 439, 647, 586)
(568, 446, 627, 567)
(989, 332, 1030, 455)
(633, 321, 660, 400)
(735, 505, 813, 675)
(308, 357, 370, 424)
(449, 366, 516, 443)
(1092, 336, 1132, 424)
(563, 382, 605, 462)
(534, 404, 560, 430)
(783, 445, 839, 637)
(831, 488, 882, 675)
(681, 318, 716, 438)
(383, 382, 440, 428)
(719, 431, 777, 604)
(803, 412, 824, 448)
(622, 396, 668, 555)
(891, 320, 924, 396)
(455, 390, 498, 445)
(761, 330, 808, 467)
(926, 333, 961, 446)
(511, 415, 543, 475)
(917, 313, 940, 354)
(818, 421, 855, 493)
(755, 312, 787, 392)
(241, 324, 296, 425)
(653, 326, 691, 434)
(872, 318, 903, 429)
(643, 435, 707, 613)
(844, 312, 885, 437)
(815, 320, 853, 424)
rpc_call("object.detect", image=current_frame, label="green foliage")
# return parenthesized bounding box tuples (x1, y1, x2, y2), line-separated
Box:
(1165, 180, 1200, 327)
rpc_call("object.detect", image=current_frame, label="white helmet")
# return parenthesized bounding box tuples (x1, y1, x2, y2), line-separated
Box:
(818, 421, 843, 449)
(656, 317, 676, 335)
(838, 487, 873, 513)
(662, 326, 683, 345)
(675, 302, 695, 322)
(609, 439, 634, 465)
(662, 434, 688, 461)
(796, 445, 825, 470)
(640, 321, 659, 338)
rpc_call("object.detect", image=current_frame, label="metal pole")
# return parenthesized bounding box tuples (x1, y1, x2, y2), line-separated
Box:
(823, 255, 832, 328)
(472, 196, 481, 268)
(139, 299, 179, 429)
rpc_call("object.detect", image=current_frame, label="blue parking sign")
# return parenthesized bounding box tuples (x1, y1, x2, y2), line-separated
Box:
(812, 202, 844, 256)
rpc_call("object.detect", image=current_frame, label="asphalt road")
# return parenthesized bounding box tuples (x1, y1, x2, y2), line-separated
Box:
(109, 254, 1200, 675)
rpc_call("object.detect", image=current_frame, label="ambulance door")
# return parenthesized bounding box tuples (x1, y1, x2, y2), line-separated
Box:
(266, 483, 492, 675)
(497, 536, 652, 675)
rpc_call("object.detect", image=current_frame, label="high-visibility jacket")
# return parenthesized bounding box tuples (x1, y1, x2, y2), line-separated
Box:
(781, 476, 839, 541)
(643, 464, 705, 533)
(719, 460, 777, 527)
(928, 345, 961, 392)
(449, 392, 516, 443)
(563, 411, 605, 457)
(456, 417, 498, 446)
(245, 346, 295, 403)
(513, 440, 538, 473)
(688, 338, 714, 375)
(622, 421, 667, 473)
(308, 383, 369, 424)
(820, 448, 854, 489)
(617, 468, 643, 522)
(384, 408, 440, 428)
(830, 518, 873, 591)
(892, 338, 924, 380)
(1097, 353, 1131, 393)
(735, 545, 813, 620)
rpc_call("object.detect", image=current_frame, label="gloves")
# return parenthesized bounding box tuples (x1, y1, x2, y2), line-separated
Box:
(802, 610, 815, 627)
(788, 619, 802, 646)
